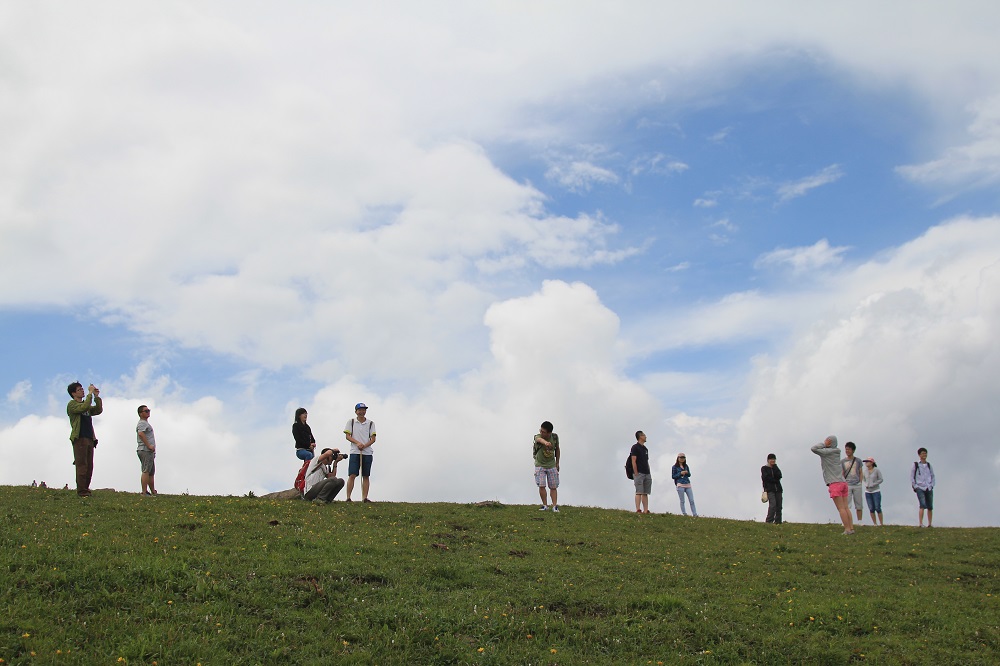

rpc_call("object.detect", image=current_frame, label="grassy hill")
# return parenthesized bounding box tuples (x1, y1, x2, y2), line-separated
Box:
(1, 486, 998, 665)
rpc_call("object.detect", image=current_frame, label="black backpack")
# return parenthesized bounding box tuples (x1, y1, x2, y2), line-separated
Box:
(625, 451, 634, 480)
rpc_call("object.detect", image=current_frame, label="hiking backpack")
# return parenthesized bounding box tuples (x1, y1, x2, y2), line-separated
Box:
(625, 452, 634, 480)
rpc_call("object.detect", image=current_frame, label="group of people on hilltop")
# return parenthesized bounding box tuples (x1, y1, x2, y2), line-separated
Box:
(531, 422, 703, 517)
(625, 429, 698, 516)
(291, 402, 376, 505)
(617, 428, 937, 529)
(812, 435, 936, 533)
(56, 385, 940, 531)
(62, 381, 157, 498)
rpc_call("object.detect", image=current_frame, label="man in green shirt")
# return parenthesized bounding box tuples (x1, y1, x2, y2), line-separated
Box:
(66, 382, 103, 497)
(533, 421, 561, 512)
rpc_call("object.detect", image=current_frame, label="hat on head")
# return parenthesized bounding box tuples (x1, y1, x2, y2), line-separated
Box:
(863, 457, 875, 464)
(355, 402, 368, 410)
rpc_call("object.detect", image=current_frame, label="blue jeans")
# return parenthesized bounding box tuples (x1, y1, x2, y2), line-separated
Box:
(676, 486, 697, 516)
(915, 488, 933, 510)
(865, 491, 882, 514)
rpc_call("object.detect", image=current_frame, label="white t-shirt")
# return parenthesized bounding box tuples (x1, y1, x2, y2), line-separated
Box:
(136, 419, 155, 453)
(304, 458, 329, 494)
(344, 418, 376, 455)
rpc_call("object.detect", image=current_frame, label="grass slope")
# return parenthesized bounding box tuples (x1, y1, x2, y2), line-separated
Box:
(1, 487, 998, 665)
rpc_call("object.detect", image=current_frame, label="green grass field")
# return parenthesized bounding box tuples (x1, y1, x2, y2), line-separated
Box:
(1, 486, 997, 665)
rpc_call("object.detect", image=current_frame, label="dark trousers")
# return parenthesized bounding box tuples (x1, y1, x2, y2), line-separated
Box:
(305, 477, 345, 502)
(766, 491, 783, 524)
(72, 437, 95, 496)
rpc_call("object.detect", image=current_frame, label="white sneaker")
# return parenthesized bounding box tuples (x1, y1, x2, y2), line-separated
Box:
(552, 506, 560, 513)
(539, 505, 548, 511)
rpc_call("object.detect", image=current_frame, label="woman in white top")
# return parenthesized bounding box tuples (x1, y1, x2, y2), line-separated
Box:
(862, 457, 884, 526)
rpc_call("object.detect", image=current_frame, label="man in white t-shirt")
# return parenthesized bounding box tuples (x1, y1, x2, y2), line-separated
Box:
(343, 402, 376, 502)
(304, 448, 346, 504)
(136, 405, 157, 496)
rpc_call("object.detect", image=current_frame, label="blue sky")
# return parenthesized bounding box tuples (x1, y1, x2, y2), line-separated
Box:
(2, 2, 999, 526)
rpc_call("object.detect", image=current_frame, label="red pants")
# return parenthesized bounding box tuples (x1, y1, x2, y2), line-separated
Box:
(72, 437, 95, 496)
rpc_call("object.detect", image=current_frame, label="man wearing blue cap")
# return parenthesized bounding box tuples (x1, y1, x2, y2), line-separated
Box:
(344, 402, 377, 502)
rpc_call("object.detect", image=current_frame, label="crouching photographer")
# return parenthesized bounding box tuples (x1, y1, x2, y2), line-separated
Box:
(304, 448, 346, 504)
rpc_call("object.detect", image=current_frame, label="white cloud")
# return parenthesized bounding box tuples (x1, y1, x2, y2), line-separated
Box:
(897, 95, 1000, 189)
(775, 164, 844, 202)
(693, 197, 718, 208)
(0, 280, 667, 509)
(2, 3, 999, 383)
(3, 219, 1000, 527)
(6, 380, 31, 405)
(708, 127, 733, 143)
(545, 160, 620, 192)
(628, 153, 689, 177)
(755, 239, 849, 274)
(630, 216, 1000, 526)
(711, 218, 738, 233)
(3, 4, 1000, 527)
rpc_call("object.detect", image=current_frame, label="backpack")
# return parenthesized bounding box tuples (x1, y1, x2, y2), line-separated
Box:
(293, 459, 311, 493)
(625, 452, 634, 480)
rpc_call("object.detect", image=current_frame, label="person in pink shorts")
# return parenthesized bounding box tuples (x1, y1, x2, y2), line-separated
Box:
(811, 435, 854, 534)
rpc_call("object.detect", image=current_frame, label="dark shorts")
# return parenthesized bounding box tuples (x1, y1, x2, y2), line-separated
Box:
(349, 454, 373, 477)
(915, 488, 933, 510)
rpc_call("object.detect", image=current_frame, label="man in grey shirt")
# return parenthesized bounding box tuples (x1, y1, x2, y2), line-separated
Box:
(811, 435, 854, 535)
(841, 441, 864, 522)
(136, 405, 157, 496)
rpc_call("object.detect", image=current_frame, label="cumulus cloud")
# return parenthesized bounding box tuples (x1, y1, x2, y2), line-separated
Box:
(4, 4, 1000, 528)
(775, 164, 844, 202)
(635, 217, 1000, 526)
(3, 219, 1000, 527)
(755, 239, 849, 273)
(0, 280, 667, 508)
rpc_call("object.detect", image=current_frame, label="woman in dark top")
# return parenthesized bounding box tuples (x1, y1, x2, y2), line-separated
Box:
(671, 454, 698, 517)
(761, 453, 783, 524)
(293, 407, 316, 460)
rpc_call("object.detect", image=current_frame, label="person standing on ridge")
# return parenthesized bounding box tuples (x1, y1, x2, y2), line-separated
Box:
(862, 457, 884, 526)
(533, 421, 561, 512)
(136, 405, 157, 496)
(911, 447, 935, 527)
(841, 441, 864, 523)
(344, 402, 376, 502)
(811, 435, 854, 535)
(630, 431, 652, 514)
(66, 382, 103, 498)
(762, 453, 783, 524)
(671, 453, 698, 517)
